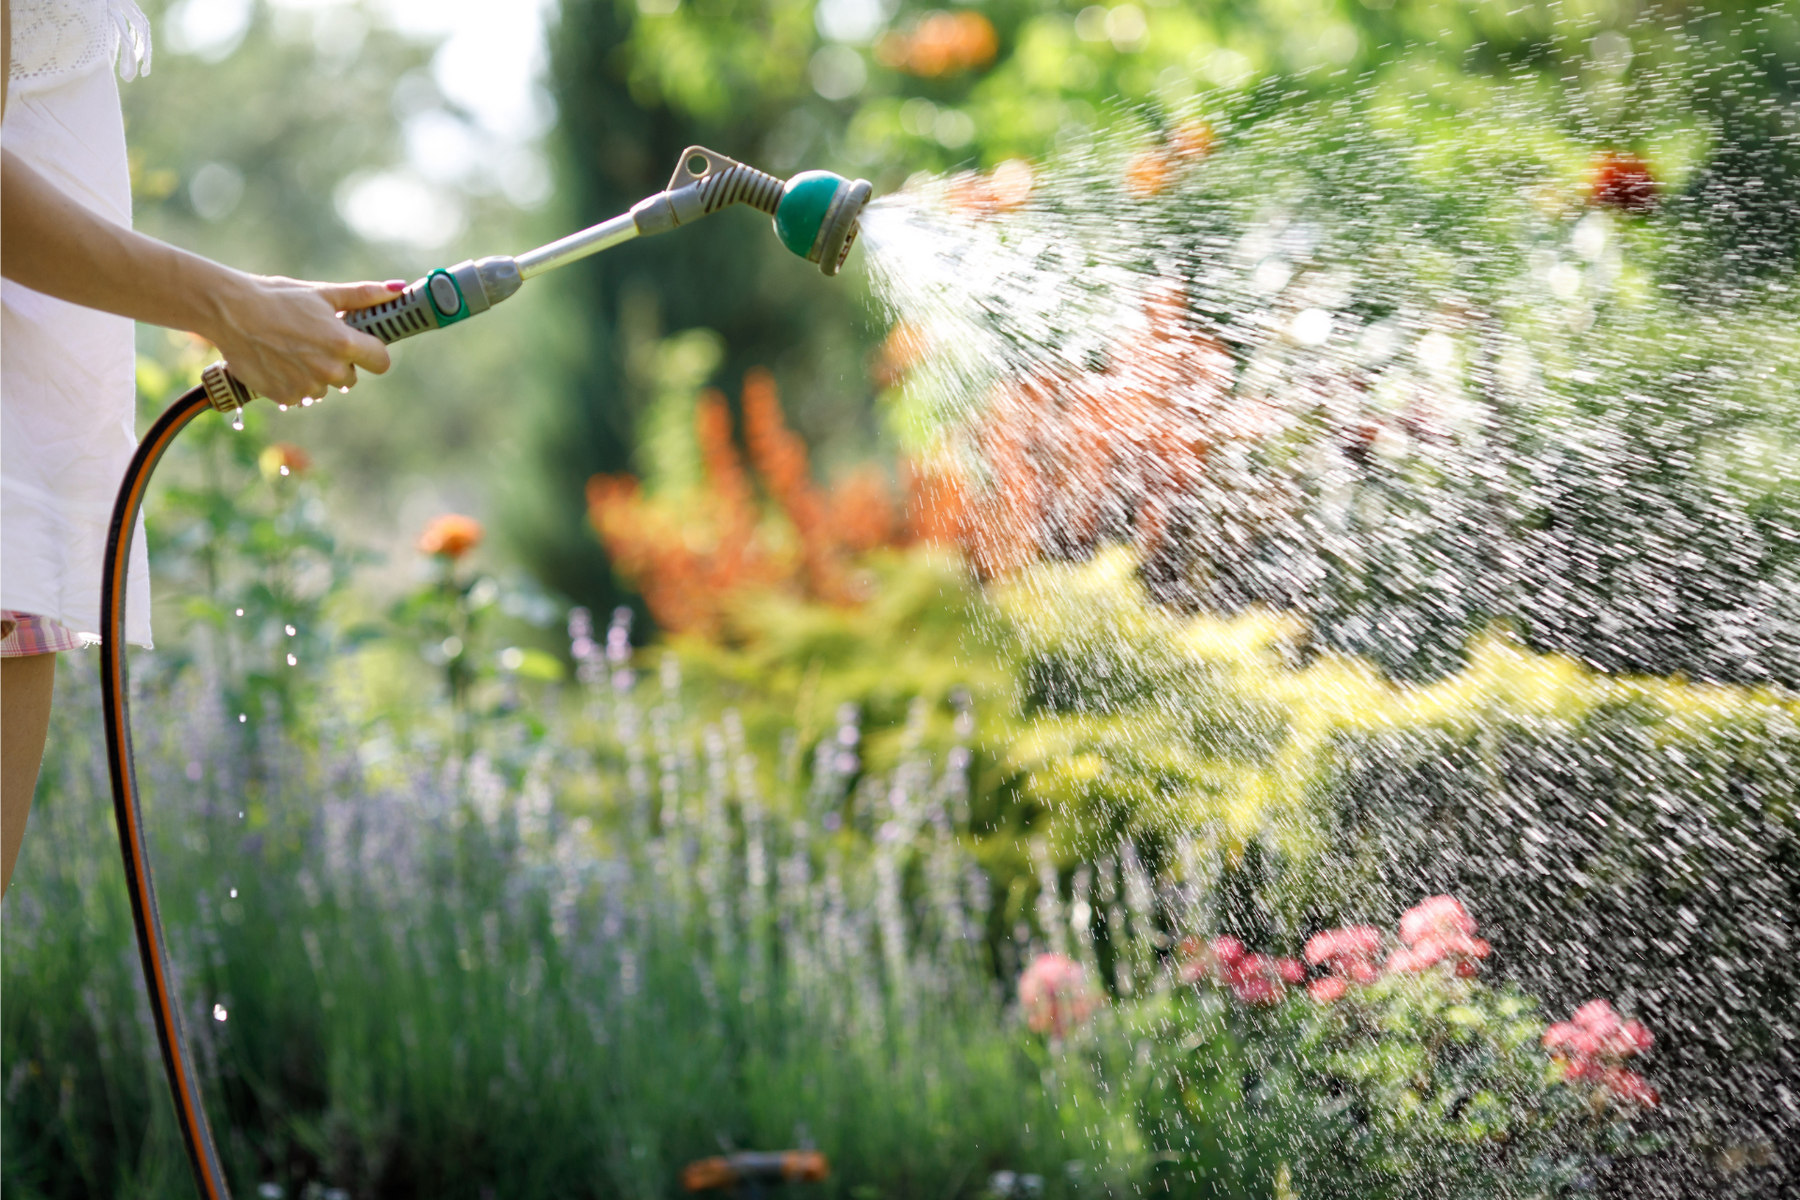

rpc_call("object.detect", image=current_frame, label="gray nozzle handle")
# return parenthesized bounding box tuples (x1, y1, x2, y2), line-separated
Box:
(631, 146, 784, 236)
(344, 256, 522, 345)
(200, 256, 523, 411)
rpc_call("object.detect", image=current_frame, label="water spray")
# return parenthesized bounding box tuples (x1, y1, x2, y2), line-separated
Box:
(101, 146, 871, 1200)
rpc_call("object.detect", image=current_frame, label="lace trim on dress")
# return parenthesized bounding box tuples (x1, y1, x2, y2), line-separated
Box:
(7, 0, 151, 90)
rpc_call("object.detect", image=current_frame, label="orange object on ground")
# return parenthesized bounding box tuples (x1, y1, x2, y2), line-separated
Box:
(681, 1151, 830, 1192)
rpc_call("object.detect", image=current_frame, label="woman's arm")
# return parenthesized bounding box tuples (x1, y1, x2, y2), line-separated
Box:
(2, 149, 397, 403)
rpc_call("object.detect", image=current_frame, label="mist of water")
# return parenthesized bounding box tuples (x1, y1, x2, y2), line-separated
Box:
(855, 60, 1799, 1197)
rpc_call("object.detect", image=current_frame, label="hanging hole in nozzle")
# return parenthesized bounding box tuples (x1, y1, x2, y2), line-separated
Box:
(687, 153, 709, 175)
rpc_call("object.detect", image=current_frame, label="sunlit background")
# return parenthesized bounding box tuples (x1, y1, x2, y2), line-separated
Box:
(6, 0, 1798, 1196)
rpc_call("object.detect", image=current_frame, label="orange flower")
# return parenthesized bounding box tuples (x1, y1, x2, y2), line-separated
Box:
(829, 468, 899, 554)
(258, 442, 312, 480)
(876, 11, 997, 77)
(945, 159, 1035, 218)
(1125, 149, 1173, 198)
(418, 513, 483, 560)
(871, 321, 929, 388)
(1169, 120, 1215, 161)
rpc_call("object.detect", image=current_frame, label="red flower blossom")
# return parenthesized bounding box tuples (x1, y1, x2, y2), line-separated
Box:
(1276, 957, 1307, 985)
(1590, 151, 1657, 213)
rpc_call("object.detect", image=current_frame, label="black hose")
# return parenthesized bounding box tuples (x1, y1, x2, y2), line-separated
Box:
(101, 382, 234, 1200)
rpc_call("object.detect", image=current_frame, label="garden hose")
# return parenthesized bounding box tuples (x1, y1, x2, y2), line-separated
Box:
(99, 146, 872, 1200)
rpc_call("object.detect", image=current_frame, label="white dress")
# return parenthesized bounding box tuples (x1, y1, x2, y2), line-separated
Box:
(2, 0, 154, 647)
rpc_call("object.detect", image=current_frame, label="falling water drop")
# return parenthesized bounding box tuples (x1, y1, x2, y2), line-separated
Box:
(238, 713, 247, 723)
(287, 653, 298, 666)
(285, 625, 296, 637)
(212, 1004, 227, 1022)
(235, 608, 244, 617)
(229, 888, 238, 899)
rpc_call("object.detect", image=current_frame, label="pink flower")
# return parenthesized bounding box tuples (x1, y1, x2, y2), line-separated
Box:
(1018, 953, 1099, 1038)
(1346, 960, 1380, 985)
(1223, 955, 1291, 1006)
(1572, 999, 1620, 1038)
(1545, 999, 1657, 1106)
(1385, 947, 1424, 974)
(1230, 974, 1283, 1006)
(1543, 1022, 1580, 1052)
(1304, 925, 1384, 968)
(1309, 977, 1347, 1003)
(1210, 936, 1246, 968)
(1399, 896, 1477, 947)
(1602, 1068, 1660, 1108)
(1276, 957, 1307, 984)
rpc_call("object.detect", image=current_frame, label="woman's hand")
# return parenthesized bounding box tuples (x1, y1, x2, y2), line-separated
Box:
(198, 275, 402, 404)
(1, 149, 408, 401)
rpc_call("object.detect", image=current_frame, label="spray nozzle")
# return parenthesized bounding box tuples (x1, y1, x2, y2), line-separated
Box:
(280, 146, 874, 385)
(630, 146, 873, 276)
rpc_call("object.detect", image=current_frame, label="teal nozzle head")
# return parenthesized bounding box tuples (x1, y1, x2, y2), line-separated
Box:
(630, 147, 874, 277)
(774, 170, 874, 276)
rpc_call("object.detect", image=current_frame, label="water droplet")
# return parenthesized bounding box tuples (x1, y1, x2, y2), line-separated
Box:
(277, 404, 288, 412)
(229, 888, 238, 899)
(238, 713, 247, 723)
(213, 1003, 228, 1022)
(301, 397, 314, 407)
(338, 386, 349, 394)
(235, 608, 244, 617)
(279, 465, 290, 475)
(287, 653, 298, 666)
(285, 625, 297, 637)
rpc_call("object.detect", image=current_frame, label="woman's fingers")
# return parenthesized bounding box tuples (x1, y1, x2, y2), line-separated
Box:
(320, 279, 406, 312)
(202, 273, 412, 400)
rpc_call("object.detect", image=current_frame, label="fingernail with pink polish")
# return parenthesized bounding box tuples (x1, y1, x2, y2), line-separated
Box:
(386, 280, 405, 292)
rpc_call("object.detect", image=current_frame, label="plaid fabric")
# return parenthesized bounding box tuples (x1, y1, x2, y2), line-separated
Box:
(0, 611, 91, 657)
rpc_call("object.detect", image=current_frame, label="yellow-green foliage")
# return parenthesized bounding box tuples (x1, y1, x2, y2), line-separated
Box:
(993, 548, 1799, 883)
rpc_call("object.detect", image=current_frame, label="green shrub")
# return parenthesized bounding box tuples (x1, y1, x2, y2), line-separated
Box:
(994, 550, 1798, 1192)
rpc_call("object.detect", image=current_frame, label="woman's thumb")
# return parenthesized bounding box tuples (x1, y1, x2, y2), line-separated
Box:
(323, 279, 408, 313)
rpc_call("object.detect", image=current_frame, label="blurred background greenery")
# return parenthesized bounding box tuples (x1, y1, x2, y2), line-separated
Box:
(6, 1, 1795, 1196)
(123, 0, 1798, 623)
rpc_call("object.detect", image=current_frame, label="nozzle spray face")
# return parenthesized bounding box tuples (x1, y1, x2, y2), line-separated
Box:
(774, 170, 874, 276)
